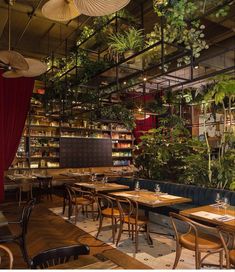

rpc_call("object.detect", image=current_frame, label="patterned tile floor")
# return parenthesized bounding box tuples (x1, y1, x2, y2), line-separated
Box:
(50, 207, 224, 270)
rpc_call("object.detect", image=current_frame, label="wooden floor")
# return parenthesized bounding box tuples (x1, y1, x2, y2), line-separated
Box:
(0, 195, 150, 269)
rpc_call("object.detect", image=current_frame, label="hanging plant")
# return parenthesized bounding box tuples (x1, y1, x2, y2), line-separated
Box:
(150, 0, 208, 67)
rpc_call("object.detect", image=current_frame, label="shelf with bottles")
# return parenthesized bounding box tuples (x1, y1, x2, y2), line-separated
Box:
(112, 141, 132, 149)
(61, 120, 111, 132)
(30, 138, 60, 149)
(29, 126, 60, 137)
(113, 159, 131, 166)
(111, 133, 132, 140)
(112, 151, 132, 158)
(111, 124, 132, 133)
(30, 159, 60, 169)
(29, 116, 60, 128)
(11, 158, 30, 169)
(30, 149, 60, 159)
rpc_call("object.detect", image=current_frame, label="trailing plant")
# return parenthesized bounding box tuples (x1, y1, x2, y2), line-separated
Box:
(150, 0, 208, 67)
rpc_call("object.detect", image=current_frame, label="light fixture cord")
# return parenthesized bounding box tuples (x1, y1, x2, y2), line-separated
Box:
(8, 2, 11, 50)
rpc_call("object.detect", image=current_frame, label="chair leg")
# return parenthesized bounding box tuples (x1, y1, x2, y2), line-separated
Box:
(17, 238, 30, 268)
(145, 223, 152, 245)
(91, 204, 95, 221)
(173, 244, 182, 269)
(224, 248, 230, 269)
(111, 217, 115, 243)
(128, 222, 131, 237)
(19, 190, 22, 206)
(131, 224, 134, 240)
(219, 251, 223, 269)
(116, 221, 123, 247)
(62, 199, 66, 214)
(135, 225, 139, 253)
(96, 215, 103, 239)
(195, 251, 201, 269)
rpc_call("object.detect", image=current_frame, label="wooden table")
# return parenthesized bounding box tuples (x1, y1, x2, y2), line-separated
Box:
(75, 182, 129, 192)
(0, 212, 8, 227)
(180, 204, 235, 227)
(49, 255, 121, 269)
(110, 190, 191, 244)
(110, 190, 191, 208)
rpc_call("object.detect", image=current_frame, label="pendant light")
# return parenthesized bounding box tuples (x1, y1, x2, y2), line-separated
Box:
(0, 3, 47, 78)
(74, 0, 131, 17)
(42, 0, 80, 22)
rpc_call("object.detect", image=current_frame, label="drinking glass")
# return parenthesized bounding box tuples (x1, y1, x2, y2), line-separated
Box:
(135, 181, 140, 192)
(215, 193, 221, 206)
(154, 184, 161, 195)
(222, 197, 230, 213)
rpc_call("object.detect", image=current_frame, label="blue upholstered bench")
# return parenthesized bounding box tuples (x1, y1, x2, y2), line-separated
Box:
(113, 177, 235, 214)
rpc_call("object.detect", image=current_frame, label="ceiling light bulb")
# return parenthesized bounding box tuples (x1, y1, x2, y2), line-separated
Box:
(143, 77, 147, 81)
(123, 81, 127, 85)
(194, 65, 199, 69)
(138, 108, 142, 112)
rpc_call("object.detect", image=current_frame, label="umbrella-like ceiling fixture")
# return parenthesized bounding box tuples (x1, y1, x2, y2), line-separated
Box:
(42, 0, 80, 21)
(3, 58, 47, 78)
(42, 0, 131, 21)
(74, 0, 131, 17)
(0, 3, 47, 78)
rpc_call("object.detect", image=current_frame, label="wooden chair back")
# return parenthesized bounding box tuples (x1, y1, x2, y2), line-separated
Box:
(170, 212, 220, 249)
(30, 244, 90, 269)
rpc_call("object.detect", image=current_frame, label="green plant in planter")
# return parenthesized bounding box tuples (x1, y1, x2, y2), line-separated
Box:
(202, 75, 235, 189)
(108, 27, 144, 55)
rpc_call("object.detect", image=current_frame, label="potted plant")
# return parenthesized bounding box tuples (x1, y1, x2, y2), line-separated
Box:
(108, 27, 144, 61)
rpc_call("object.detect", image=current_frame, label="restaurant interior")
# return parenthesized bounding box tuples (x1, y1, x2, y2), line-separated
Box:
(0, 0, 235, 270)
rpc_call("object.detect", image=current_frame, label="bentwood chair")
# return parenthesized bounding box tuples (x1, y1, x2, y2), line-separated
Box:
(64, 185, 95, 224)
(0, 244, 14, 269)
(30, 244, 90, 269)
(218, 225, 235, 268)
(170, 212, 225, 269)
(37, 176, 53, 202)
(95, 194, 120, 243)
(0, 199, 36, 267)
(116, 197, 151, 253)
(16, 178, 33, 206)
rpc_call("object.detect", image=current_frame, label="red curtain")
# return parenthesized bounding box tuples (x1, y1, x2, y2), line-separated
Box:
(0, 71, 34, 202)
(132, 94, 157, 143)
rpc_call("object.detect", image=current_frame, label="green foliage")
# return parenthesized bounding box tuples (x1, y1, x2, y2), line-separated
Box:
(150, 0, 229, 67)
(93, 104, 136, 130)
(134, 115, 196, 180)
(108, 27, 144, 54)
(76, 26, 95, 46)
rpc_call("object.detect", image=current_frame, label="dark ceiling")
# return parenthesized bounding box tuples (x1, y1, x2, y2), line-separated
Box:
(0, 0, 234, 61)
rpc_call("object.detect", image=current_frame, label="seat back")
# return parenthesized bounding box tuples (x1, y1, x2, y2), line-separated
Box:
(37, 177, 53, 190)
(169, 212, 220, 248)
(0, 245, 14, 269)
(30, 244, 90, 269)
(20, 199, 36, 237)
(116, 196, 139, 224)
(17, 178, 33, 193)
(95, 194, 116, 214)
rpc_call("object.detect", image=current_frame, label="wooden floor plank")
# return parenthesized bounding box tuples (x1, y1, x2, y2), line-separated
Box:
(0, 196, 151, 269)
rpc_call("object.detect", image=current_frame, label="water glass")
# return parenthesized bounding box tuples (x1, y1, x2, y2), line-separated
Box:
(215, 193, 221, 206)
(135, 181, 140, 192)
(154, 184, 161, 195)
(222, 197, 230, 211)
